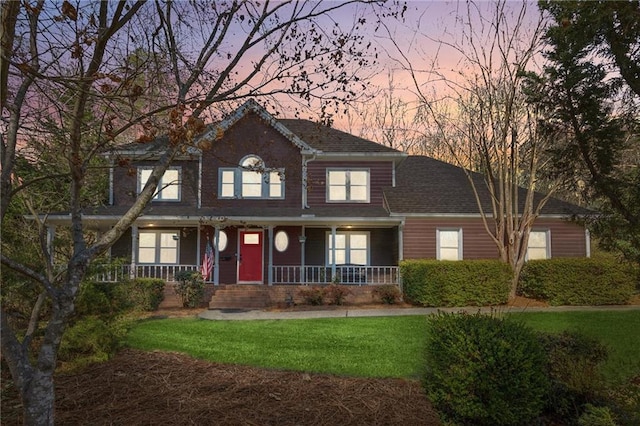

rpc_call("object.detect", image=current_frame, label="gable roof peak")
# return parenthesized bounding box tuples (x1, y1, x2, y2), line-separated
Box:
(197, 99, 316, 153)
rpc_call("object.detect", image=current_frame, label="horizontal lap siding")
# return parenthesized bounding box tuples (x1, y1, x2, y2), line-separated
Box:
(201, 113, 303, 209)
(403, 218, 497, 260)
(535, 219, 587, 257)
(403, 217, 587, 259)
(271, 226, 302, 265)
(306, 161, 393, 207)
(112, 159, 199, 207)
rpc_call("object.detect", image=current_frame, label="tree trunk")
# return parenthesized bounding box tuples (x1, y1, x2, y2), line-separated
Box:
(22, 370, 56, 426)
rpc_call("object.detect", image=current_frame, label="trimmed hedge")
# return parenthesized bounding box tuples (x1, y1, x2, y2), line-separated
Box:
(520, 258, 637, 306)
(400, 259, 511, 307)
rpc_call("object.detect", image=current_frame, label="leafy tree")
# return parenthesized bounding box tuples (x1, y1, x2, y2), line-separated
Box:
(0, 1, 401, 423)
(536, 0, 640, 264)
(381, 0, 557, 298)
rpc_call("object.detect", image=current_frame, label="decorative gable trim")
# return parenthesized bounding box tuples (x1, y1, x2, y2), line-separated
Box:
(197, 99, 318, 154)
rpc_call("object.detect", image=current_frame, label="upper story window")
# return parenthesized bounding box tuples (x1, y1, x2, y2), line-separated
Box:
(527, 230, 550, 260)
(437, 228, 463, 260)
(327, 169, 369, 203)
(138, 167, 181, 201)
(218, 155, 284, 199)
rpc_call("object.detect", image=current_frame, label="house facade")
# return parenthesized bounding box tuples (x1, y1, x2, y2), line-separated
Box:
(47, 100, 591, 288)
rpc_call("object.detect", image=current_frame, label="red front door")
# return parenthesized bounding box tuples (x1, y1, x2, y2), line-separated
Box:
(238, 230, 263, 282)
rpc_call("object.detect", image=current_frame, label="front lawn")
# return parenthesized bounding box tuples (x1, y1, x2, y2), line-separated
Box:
(126, 316, 428, 378)
(125, 310, 640, 383)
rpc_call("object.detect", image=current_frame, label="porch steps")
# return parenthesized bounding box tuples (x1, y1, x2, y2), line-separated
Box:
(208, 285, 270, 310)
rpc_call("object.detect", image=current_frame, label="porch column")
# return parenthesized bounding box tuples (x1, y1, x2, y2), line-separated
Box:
(196, 227, 202, 270)
(46, 225, 55, 264)
(130, 225, 138, 279)
(299, 226, 306, 284)
(330, 225, 337, 281)
(398, 222, 404, 261)
(585, 228, 591, 258)
(213, 226, 220, 286)
(268, 226, 273, 286)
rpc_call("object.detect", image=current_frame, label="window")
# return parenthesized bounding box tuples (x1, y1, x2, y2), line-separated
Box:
(215, 230, 228, 252)
(437, 229, 462, 260)
(138, 231, 178, 264)
(527, 230, 550, 260)
(327, 231, 369, 265)
(220, 170, 235, 198)
(218, 155, 284, 199)
(138, 167, 181, 201)
(274, 230, 289, 252)
(327, 169, 369, 202)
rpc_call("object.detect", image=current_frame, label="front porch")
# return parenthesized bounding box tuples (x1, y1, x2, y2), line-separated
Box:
(94, 263, 400, 286)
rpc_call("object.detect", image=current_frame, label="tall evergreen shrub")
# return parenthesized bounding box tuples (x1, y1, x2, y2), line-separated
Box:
(423, 312, 549, 425)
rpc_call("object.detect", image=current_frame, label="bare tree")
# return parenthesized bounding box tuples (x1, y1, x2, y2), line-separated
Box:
(382, 0, 556, 298)
(0, 1, 399, 423)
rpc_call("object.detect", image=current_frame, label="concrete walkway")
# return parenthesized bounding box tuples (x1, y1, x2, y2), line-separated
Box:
(198, 304, 640, 321)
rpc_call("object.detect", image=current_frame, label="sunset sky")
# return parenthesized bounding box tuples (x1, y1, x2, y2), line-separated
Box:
(323, 0, 545, 133)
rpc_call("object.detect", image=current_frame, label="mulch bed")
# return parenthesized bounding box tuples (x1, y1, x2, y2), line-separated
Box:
(2, 349, 440, 425)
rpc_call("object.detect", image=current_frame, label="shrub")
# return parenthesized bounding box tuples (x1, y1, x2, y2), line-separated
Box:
(605, 376, 640, 426)
(174, 270, 205, 308)
(298, 286, 325, 305)
(58, 314, 133, 369)
(578, 405, 618, 426)
(127, 278, 165, 311)
(423, 312, 549, 425)
(75, 280, 132, 317)
(324, 284, 351, 305)
(401, 259, 511, 307)
(372, 284, 401, 304)
(520, 258, 636, 305)
(537, 331, 608, 421)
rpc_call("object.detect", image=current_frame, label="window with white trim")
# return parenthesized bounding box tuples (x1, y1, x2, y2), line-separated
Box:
(327, 231, 369, 265)
(138, 231, 179, 264)
(215, 230, 228, 252)
(437, 228, 462, 260)
(327, 169, 369, 202)
(527, 230, 550, 260)
(138, 167, 181, 201)
(218, 155, 284, 199)
(274, 230, 289, 252)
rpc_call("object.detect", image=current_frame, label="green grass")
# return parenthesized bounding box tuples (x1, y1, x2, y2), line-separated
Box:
(126, 316, 428, 378)
(511, 311, 640, 384)
(125, 311, 640, 383)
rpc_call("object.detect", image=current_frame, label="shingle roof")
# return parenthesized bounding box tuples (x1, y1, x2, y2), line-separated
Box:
(278, 119, 401, 154)
(112, 100, 401, 156)
(385, 156, 592, 216)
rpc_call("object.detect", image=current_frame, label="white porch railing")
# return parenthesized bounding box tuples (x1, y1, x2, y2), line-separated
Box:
(272, 265, 400, 286)
(94, 264, 400, 286)
(93, 264, 200, 283)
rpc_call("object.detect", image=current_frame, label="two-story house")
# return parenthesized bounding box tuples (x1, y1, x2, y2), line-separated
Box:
(45, 100, 591, 304)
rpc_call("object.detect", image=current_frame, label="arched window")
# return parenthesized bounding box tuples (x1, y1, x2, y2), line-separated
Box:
(218, 154, 284, 199)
